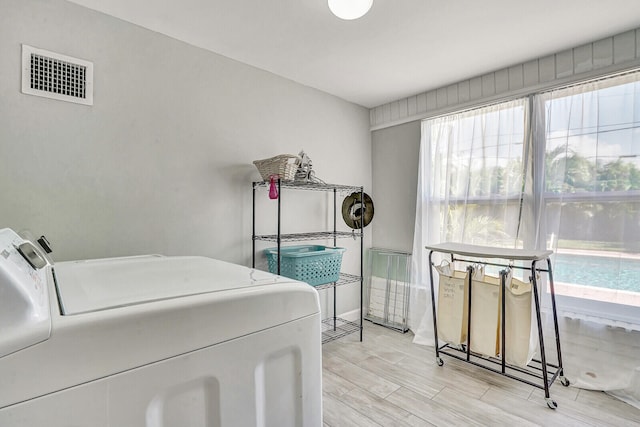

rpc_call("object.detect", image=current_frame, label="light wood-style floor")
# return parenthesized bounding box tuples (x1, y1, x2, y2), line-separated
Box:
(322, 321, 640, 427)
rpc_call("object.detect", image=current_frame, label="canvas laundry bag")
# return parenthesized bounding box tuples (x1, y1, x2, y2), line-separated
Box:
(469, 266, 501, 357)
(435, 261, 469, 345)
(500, 270, 538, 367)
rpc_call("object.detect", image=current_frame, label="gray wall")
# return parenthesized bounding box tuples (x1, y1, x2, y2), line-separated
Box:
(370, 121, 420, 253)
(0, 0, 371, 315)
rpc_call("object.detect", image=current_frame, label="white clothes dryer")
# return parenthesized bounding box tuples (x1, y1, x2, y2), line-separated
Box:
(0, 228, 322, 426)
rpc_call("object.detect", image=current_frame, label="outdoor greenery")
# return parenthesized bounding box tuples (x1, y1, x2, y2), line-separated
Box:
(545, 145, 640, 193)
(445, 207, 513, 246)
(451, 143, 640, 197)
(441, 142, 640, 250)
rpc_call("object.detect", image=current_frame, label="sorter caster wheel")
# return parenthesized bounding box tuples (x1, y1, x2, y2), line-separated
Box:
(560, 376, 570, 387)
(436, 357, 444, 366)
(546, 398, 558, 410)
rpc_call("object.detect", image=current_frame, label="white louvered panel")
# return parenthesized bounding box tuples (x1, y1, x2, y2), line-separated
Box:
(388, 292, 408, 324)
(574, 44, 593, 74)
(481, 73, 495, 97)
(407, 95, 417, 116)
(398, 98, 408, 118)
(556, 49, 574, 79)
(367, 277, 408, 324)
(614, 31, 636, 64)
(370, 276, 386, 292)
(426, 91, 437, 111)
(364, 250, 412, 332)
(593, 37, 614, 68)
(436, 87, 447, 109)
(469, 76, 482, 100)
(368, 297, 386, 309)
(374, 105, 384, 125)
(522, 60, 540, 88)
(416, 93, 427, 113)
(458, 80, 470, 103)
(390, 101, 400, 121)
(495, 68, 509, 94)
(367, 280, 387, 318)
(369, 28, 640, 130)
(508, 65, 524, 91)
(382, 103, 392, 123)
(539, 55, 556, 82)
(446, 84, 458, 107)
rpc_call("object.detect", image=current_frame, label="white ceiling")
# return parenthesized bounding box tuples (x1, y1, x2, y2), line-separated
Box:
(68, 0, 640, 108)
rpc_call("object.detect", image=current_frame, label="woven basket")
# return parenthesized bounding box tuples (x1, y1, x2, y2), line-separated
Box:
(253, 154, 300, 181)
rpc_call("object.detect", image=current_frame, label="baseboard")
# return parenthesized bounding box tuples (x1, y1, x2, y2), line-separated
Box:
(337, 308, 361, 322)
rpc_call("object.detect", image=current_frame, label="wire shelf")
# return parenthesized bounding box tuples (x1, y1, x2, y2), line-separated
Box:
(313, 273, 361, 290)
(253, 180, 362, 193)
(321, 317, 362, 344)
(254, 231, 362, 242)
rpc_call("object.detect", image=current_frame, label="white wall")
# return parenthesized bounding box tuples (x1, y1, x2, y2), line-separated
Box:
(0, 0, 371, 315)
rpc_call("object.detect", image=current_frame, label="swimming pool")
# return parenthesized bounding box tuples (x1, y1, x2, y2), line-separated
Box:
(552, 253, 640, 293)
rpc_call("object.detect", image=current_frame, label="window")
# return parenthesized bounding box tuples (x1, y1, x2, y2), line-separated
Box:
(420, 71, 640, 325)
(536, 72, 640, 323)
(422, 98, 529, 248)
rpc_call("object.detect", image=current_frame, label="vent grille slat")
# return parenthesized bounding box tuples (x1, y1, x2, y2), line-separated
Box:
(21, 45, 93, 106)
(29, 54, 87, 98)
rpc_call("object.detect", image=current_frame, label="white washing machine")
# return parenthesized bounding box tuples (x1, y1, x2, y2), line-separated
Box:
(0, 228, 322, 426)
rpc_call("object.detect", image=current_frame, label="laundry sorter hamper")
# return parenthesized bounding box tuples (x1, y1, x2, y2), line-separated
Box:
(433, 261, 469, 345)
(426, 242, 570, 410)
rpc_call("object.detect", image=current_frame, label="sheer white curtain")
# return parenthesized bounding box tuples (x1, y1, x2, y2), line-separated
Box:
(409, 98, 533, 345)
(410, 73, 640, 409)
(534, 73, 640, 408)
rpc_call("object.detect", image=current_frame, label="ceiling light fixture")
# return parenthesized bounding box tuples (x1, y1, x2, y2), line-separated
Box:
(328, 0, 373, 20)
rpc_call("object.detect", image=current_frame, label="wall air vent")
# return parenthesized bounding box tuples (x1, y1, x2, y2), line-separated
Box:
(21, 44, 93, 106)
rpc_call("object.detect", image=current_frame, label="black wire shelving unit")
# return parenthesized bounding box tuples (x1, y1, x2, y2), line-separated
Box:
(252, 180, 364, 344)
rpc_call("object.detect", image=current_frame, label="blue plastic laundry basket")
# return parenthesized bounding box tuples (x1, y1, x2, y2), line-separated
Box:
(264, 245, 346, 286)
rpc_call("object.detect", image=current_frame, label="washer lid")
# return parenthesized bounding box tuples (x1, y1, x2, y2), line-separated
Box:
(54, 255, 284, 315)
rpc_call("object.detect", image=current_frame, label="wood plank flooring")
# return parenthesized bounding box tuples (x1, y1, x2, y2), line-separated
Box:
(322, 321, 640, 427)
